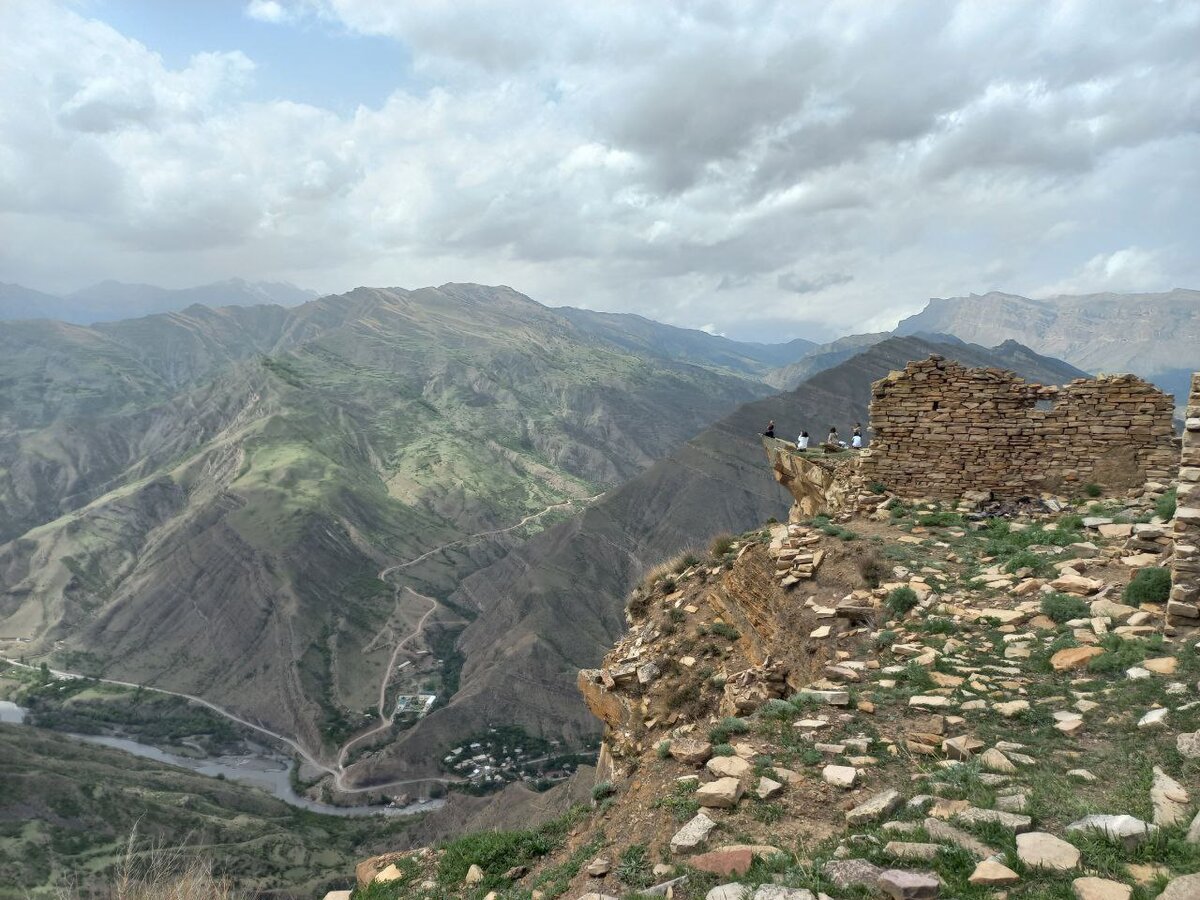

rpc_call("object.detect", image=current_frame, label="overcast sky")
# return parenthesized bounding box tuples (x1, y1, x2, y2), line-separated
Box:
(2, 0, 1198, 340)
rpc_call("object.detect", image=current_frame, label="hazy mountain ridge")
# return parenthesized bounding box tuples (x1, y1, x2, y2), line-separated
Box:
(0, 278, 318, 325)
(896, 288, 1200, 402)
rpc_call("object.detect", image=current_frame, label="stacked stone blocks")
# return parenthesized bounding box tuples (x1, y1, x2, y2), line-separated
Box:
(859, 356, 1177, 501)
(1169, 373, 1200, 627)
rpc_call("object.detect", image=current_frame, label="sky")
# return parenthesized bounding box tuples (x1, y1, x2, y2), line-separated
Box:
(1, 1, 1198, 341)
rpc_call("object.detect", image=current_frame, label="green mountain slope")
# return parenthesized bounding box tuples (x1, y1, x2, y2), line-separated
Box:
(0, 284, 775, 767)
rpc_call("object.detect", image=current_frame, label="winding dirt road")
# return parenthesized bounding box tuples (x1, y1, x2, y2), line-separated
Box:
(2, 492, 602, 797)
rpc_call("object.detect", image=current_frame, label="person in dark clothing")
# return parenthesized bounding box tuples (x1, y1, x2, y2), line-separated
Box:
(764, 420, 776, 439)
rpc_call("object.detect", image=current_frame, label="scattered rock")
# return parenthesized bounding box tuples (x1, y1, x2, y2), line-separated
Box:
(586, 857, 611, 877)
(884, 842, 940, 861)
(757, 776, 784, 800)
(877, 868, 940, 900)
(688, 848, 754, 877)
(1072, 876, 1132, 900)
(670, 812, 717, 854)
(1016, 832, 1080, 870)
(707, 756, 752, 779)
(1051, 646, 1105, 671)
(968, 859, 1020, 886)
(979, 747, 1017, 774)
(1176, 731, 1200, 759)
(670, 738, 713, 766)
(846, 789, 902, 825)
(1138, 708, 1168, 729)
(696, 777, 744, 808)
(1066, 814, 1158, 851)
(706, 884, 748, 900)
(1160, 873, 1200, 900)
(953, 807, 1032, 833)
(923, 818, 995, 858)
(822, 764, 858, 788)
(465, 863, 485, 885)
(1151, 767, 1191, 827)
(821, 858, 882, 890)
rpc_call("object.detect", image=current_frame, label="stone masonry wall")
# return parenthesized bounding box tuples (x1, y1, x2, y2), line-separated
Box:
(1169, 373, 1200, 627)
(859, 355, 1178, 501)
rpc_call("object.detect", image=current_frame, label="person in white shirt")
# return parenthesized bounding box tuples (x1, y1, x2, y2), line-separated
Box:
(797, 431, 809, 450)
(851, 422, 863, 449)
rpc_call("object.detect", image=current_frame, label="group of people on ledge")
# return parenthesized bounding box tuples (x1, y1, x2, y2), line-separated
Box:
(763, 420, 863, 450)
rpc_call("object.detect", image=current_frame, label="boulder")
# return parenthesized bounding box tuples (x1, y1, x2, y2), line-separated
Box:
(822, 764, 858, 788)
(1016, 832, 1080, 870)
(670, 812, 717, 854)
(707, 756, 752, 779)
(466, 863, 485, 884)
(688, 848, 754, 877)
(696, 777, 744, 808)
(1160, 874, 1200, 900)
(669, 738, 713, 766)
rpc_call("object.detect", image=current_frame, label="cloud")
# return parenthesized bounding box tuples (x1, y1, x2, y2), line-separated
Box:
(777, 271, 853, 295)
(2, 0, 1199, 339)
(245, 1, 288, 23)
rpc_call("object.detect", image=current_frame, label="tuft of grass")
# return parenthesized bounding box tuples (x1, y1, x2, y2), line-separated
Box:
(710, 622, 740, 641)
(711, 743, 735, 756)
(591, 780, 616, 802)
(916, 511, 963, 527)
(885, 586, 919, 617)
(616, 844, 653, 889)
(656, 740, 672, 760)
(1084, 482, 1103, 498)
(1004, 549, 1053, 577)
(1124, 567, 1171, 604)
(709, 533, 735, 557)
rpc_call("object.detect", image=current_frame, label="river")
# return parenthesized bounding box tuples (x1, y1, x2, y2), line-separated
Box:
(1, 703, 441, 819)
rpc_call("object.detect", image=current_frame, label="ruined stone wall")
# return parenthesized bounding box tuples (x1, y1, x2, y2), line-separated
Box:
(859, 356, 1178, 501)
(1169, 374, 1200, 628)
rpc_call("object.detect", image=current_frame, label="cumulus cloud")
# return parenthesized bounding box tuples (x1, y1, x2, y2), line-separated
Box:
(2, 0, 1199, 339)
(245, 1, 288, 24)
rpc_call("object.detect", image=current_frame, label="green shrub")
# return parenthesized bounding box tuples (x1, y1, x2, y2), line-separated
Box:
(1157, 487, 1177, 521)
(674, 553, 700, 574)
(711, 743, 734, 756)
(435, 809, 582, 887)
(869, 482, 887, 494)
(919, 617, 957, 635)
(591, 781, 616, 802)
(1124, 567, 1171, 604)
(874, 629, 898, 649)
(1084, 483, 1103, 498)
(1040, 593, 1090, 624)
(1057, 513, 1085, 531)
(1087, 634, 1148, 674)
(885, 586, 919, 617)
(710, 622, 740, 641)
(1004, 549, 1052, 576)
(616, 844, 653, 889)
(917, 511, 963, 527)
(656, 740, 671, 760)
(709, 717, 750, 744)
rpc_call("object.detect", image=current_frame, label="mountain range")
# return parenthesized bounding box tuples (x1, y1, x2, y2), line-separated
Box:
(896, 288, 1200, 404)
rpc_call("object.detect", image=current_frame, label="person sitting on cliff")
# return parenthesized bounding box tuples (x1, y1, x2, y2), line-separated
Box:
(796, 430, 809, 450)
(851, 422, 863, 449)
(826, 426, 838, 445)
(764, 419, 776, 439)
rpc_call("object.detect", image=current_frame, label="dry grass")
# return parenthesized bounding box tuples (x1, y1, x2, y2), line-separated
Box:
(55, 829, 238, 900)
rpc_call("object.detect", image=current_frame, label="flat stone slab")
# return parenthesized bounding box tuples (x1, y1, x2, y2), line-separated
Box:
(884, 842, 940, 861)
(1017, 832, 1080, 871)
(1066, 814, 1159, 851)
(1151, 766, 1190, 827)
(706, 885, 748, 900)
(952, 806, 1032, 833)
(689, 848, 754, 877)
(1072, 876, 1132, 900)
(846, 789, 903, 825)
(924, 818, 995, 859)
(968, 859, 1019, 886)
(822, 764, 858, 788)
(792, 688, 850, 706)
(877, 868, 940, 900)
(750, 887, 815, 900)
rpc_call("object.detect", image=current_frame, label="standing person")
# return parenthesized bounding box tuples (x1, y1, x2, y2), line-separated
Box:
(764, 420, 775, 439)
(851, 422, 863, 449)
(826, 426, 838, 446)
(797, 430, 809, 450)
